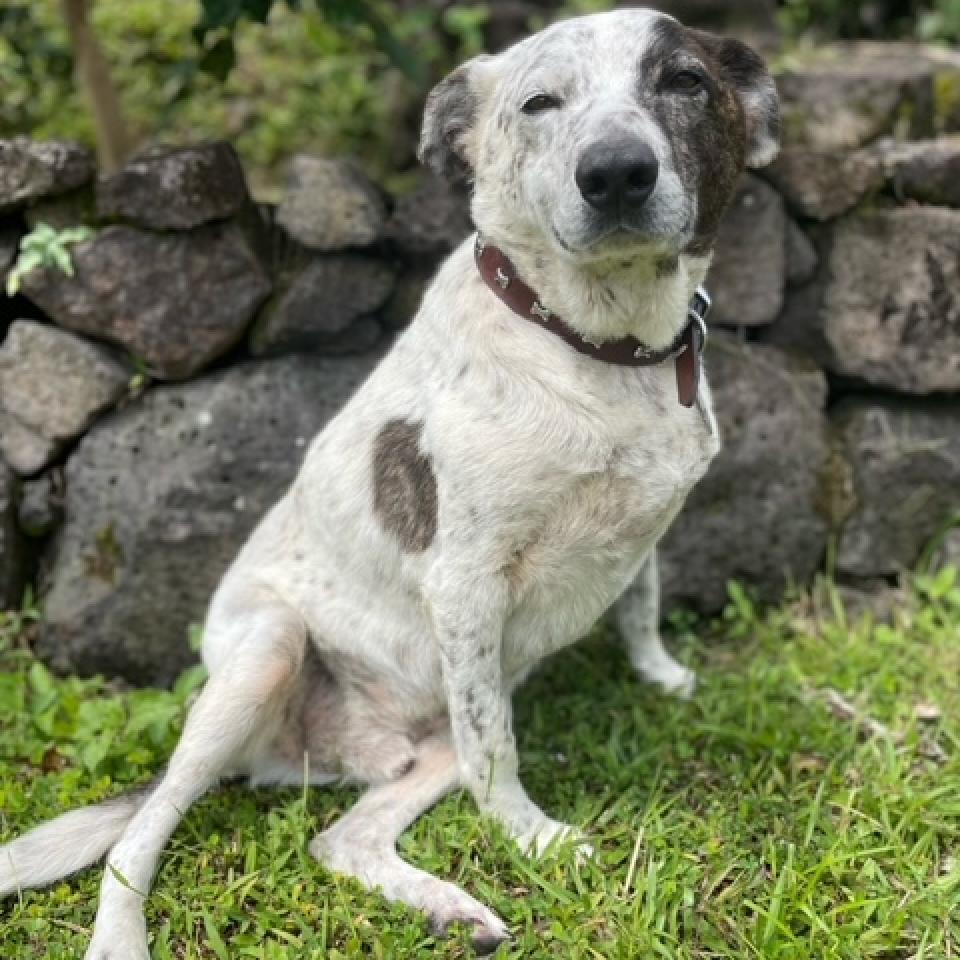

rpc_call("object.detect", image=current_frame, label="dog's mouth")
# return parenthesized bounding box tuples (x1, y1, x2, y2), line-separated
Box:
(552, 213, 692, 261)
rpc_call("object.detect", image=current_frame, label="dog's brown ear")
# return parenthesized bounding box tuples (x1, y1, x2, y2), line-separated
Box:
(692, 31, 780, 169)
(418, 57, 488, 181)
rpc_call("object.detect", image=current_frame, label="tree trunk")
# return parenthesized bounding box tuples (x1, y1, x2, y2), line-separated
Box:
(60, 0, 136, 173)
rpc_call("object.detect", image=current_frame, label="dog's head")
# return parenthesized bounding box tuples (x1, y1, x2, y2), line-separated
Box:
(419, 9, 779, 265)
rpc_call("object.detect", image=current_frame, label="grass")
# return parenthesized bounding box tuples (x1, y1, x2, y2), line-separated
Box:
(1, 568, 958, 959)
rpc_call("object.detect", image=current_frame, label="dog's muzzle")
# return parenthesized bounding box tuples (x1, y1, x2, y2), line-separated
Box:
(575, 135, 659, 216)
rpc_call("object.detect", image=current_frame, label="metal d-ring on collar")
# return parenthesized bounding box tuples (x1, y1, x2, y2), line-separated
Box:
(473, 234, 710, 408)
(687, 286, 711, 342)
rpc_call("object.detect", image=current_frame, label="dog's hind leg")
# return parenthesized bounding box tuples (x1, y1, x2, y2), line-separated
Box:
(310, 734, 510, 954)
(615, 549, 696, 698)
(83, 594, 308, 960)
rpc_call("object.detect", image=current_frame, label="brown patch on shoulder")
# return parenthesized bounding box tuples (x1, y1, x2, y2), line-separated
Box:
(372, 418, 438, 552)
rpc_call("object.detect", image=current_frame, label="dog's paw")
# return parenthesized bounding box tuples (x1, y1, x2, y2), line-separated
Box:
(513, 816, 593, 860)
(84, 947, 150, 960)
(84, 924, 150, 960)
(633, 657, 697, 699)
(426, 881, 511, 954)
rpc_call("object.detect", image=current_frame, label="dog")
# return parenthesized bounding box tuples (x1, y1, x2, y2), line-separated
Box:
(0, 8, 779, 955)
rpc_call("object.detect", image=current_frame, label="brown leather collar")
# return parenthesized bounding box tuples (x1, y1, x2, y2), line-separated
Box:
(474, 235, 709, 408)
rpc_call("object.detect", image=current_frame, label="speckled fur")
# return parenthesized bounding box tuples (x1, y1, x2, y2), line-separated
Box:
(0, 10, 778, 956)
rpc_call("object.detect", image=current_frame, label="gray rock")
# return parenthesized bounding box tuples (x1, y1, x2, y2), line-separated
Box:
(834, 581, 910, 625)
(96, 141, 250, 230)
(0, 218, 22, 275)
(0, 321, 132, 475)
(0, 138, 94, 214)
(385, 174, 472, 261)
(785, 218, 818, 287)
(878, 136, 960, 207)
(37, 352, 380, 684)
(381, 265, 433, 331)
(21, 222, 271, 380)
(775, 43, 958, 151)
(256, 201, 300, 275)
(762, 146, 884, 221)
(0, 412, 58, 478)
(771, 207, 960, 393)
(276, 155, 386, 252)
(659, 335, 829, 612)
(0, 459, 23, 608)
(708, 174, 785, 327)
(831, 399, 960, 577)
(19, 469, 64, 538)
(251, 254, 393, 356)
(23, 187, 96, 232)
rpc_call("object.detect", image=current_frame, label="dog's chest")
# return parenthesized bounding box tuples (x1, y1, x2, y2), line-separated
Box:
(498, 387, 717, 677)
(558, 412, 711, 544)
(506, 382, 719, 603)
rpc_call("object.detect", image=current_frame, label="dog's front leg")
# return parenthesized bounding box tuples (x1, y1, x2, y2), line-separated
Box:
(426, 564, 581, 856)
(615, 548, 696, 697)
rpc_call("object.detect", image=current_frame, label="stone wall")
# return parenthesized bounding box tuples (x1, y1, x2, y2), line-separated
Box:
(1, 40, 959, 685)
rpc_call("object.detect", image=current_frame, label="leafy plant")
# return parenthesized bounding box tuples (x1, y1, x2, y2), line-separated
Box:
(192, 0, 425, 83)
(0, 3, 73, 134)
(0, 1, 500, 191)
(779, 0, 960, 43)
(442, 4, 490, 59)
(917, 0, 960, 41)
(5, 222, 94, 297)
(0, 589, 41, 654)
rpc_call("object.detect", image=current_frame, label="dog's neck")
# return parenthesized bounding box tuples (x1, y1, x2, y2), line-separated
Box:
(477, 233, 711, 352)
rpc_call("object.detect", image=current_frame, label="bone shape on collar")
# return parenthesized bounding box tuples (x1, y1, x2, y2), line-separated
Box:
(474, 235, 709, 408)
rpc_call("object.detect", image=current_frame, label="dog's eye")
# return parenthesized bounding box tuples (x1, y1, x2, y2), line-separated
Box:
(521, 93, 562, 114)
(666, 70, 705, 94)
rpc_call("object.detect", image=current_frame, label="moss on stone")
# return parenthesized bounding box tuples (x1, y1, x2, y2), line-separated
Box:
(814, 441, 857, 529)
(83, 523, 124, 584)
(933, 70, 960, 132)
(781, 106, 814, 147)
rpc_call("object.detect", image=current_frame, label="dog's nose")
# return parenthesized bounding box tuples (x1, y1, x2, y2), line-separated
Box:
(575, 138, 659, 214)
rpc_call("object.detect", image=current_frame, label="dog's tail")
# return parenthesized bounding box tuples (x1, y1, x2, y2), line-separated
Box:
(0, 778, 157, 897)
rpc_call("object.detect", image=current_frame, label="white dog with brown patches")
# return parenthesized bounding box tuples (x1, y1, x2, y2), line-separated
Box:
(0, 8, 779, 955)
